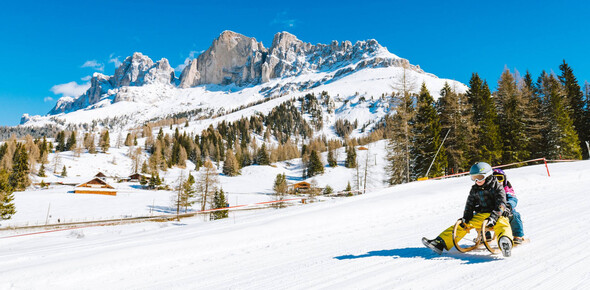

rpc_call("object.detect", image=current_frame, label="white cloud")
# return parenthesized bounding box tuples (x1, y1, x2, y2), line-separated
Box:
(81, 75, 92, 81)
(43, 96, 54, 102)
(271, 11, 298, 28)
(109, 53, 122, 68)
(175, 50, 202, 72)
(81, 60, 105, 72)
(50, 81, 91, 98)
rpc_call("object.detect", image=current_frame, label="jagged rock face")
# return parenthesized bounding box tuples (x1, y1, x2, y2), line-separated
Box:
(195, 31, 268, 85)
(177, 31, 413, 87)
(144, 59, 175, 85)
(48, 73, 112, 114)
(49, 53, 176, 114)
(179, 59, 200, 88)
(47, 30, 420, 115)
(113, 52, 175, 87)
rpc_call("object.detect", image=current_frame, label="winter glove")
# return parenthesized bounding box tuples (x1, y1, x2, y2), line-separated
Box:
(500, 203, 511, 217)
(486, 214, 498, 227)
(459, 218, 469, 229)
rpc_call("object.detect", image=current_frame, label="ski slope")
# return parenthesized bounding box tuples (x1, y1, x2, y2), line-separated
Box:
(1, 160, 589, 289)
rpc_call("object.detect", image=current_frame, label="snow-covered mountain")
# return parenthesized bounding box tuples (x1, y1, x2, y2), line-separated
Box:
(21, 31, 467, 132)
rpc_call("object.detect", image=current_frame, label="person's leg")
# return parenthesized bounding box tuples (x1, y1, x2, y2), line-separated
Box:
(509, 210, 525, 237)
(437, 213, 489, 250)
(494, 216, 513, 243)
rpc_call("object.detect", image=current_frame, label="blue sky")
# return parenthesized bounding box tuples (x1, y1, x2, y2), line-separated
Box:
(1, 0, 589, 126)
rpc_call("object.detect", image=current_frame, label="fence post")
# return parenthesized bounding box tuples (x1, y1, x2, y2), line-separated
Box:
(544, 158, 551, 177)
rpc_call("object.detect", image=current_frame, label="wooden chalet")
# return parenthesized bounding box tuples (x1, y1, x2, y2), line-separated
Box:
(290, 181, 311, 193)
(75, 178, 117, 196)
(128, 173, 147, 182)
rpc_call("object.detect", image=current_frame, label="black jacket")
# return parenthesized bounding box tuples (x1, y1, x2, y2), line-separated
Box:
(463, 175, 507, 222)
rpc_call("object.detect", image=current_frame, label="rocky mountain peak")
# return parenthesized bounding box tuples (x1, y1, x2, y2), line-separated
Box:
(46, 31, 422, 116)
(194, 30, 267, 86)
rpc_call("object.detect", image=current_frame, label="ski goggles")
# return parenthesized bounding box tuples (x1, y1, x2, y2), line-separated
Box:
(471, 174, 486, 182)
(493, 174, 505, 183)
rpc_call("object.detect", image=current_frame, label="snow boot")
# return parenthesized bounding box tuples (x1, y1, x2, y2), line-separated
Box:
(473, 231, 493, 243)
(485, 231, 493, 242)
(513, 236, 525, 244)
(422, 237, 445, 255)
(499, 236, 512, 257)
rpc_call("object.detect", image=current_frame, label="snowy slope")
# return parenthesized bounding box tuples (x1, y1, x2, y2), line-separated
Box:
(1, 160, 589, 289)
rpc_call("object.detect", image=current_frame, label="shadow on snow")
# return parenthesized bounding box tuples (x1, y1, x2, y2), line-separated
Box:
(334, 247, 499, 265)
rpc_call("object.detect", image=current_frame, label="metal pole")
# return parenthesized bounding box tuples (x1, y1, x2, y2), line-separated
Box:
(45, 203, 51, 225)
(425, 128, 451, 178)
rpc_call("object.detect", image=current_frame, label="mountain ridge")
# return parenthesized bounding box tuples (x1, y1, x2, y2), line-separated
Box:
(21, 31, 467, 132)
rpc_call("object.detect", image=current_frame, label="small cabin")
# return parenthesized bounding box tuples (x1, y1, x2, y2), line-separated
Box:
(75, 178, 117, 196)
(128, 173, 145, 182)
(291, 181, 311, 193)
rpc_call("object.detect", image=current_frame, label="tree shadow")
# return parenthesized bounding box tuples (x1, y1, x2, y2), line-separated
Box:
(147, 205, 177, 214)
(334, 247, 499, 265)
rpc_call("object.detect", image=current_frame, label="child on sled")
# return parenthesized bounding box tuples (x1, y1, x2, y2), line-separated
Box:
(422, 162, 514, 257)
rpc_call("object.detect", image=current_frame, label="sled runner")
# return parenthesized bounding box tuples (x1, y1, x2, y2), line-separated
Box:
(452, 219, 503, 254)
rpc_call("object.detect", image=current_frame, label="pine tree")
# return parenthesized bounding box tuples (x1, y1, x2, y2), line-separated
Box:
(25, 135, 39, 175)
(411, 83, 447, 178)
(495, 69, 530, 163)
(345, 145, 357, 168)
(211, 189, 228, 220)
(61, 165, 67, 177)
(38, 163, 46, 177)
(100, 130, 110, 152)
(149, 171, 162, 189)
(520, 71, 546, 158)
(84, 133, 96, 154)
(66, 131, 77, 151)
(327, 149, 337, 167)
(256, 144, 270, 165)
(273, 173, 287, 207)
(538, 71, 582, 159)
(345, 181, 352, 196)
(9, 145, 30, 191)
(124, 133, 133, 147)
(386, 89, 415, 184)
(55, 131, 66, 152)
(437, 82, 475, 174)
(559, 60, 587, 159)
(180, 173, 196, 213)
(141, 161, 149, 174)
(196, 160, 219, 211)
(0, 137, 16, 170)
(222, 149, 240, 176)
(306, 150, 324, 177)
(466, 73, 502, 164)
(0, 169, 16, 220)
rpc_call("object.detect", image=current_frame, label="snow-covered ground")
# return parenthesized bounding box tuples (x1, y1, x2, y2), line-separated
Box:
(6, 141, 390, 228)
(1, 156, 588, 289)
